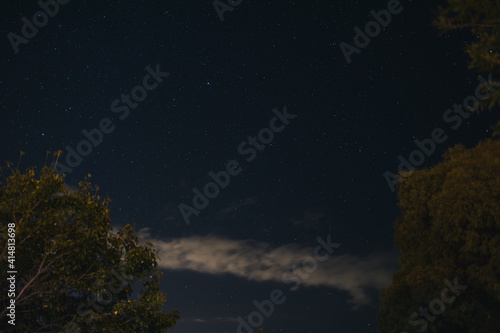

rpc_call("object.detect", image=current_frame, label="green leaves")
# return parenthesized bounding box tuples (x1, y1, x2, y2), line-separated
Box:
(378, 139, 500, 332)
(492, 120, 500, 137)
(0, 162, 179, 332)
(433, 0, 500, 140)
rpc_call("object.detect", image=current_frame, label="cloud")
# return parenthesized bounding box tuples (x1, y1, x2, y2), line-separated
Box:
(185, 317, 238, 323)
(138, 230, 398, 306)
(290, 211, 327, 228)
(214, 197, 257, 221)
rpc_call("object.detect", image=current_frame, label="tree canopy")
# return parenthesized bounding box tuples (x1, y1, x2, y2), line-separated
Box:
(0, 154, 179, 332)
(378, 139, 500, 332)
(434, 0, 500, 135)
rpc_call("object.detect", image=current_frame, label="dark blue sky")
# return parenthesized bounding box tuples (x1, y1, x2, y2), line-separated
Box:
(1, 0, 498, 332)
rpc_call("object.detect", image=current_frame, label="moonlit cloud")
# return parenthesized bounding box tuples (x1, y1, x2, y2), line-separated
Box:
(138, 229, 398, 306)
(214, 197, 257, 221)
(290, 211, 327, 229)
(186, 317, 238, 323)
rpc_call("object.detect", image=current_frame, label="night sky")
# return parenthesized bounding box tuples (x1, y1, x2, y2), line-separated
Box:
(1, 0, 499, 332)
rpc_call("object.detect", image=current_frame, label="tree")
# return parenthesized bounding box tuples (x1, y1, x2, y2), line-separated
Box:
(433, 0, 500, 135)
(378, 139, 500, 332)
(0, 153, 180, 332)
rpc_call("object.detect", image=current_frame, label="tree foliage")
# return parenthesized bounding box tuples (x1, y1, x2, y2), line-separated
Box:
(433, 0, 500, 134)
(0, 154, 179, 332)
(378, 139, 500, 332)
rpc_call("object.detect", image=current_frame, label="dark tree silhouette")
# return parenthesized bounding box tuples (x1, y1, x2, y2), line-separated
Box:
(378, 139, 500, 333)
(0, 152, 179, 332)
(434, 0, 500, 136)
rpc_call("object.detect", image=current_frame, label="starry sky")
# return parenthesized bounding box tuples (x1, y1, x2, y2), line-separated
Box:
(1, 0, 499, 332)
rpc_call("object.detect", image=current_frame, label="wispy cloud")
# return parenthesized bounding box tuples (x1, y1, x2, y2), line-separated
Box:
(214, 197, 257, 221)
(185, 317, 238, 323)
(290, 211, 327, 229)
(138, 230, 398, 306)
